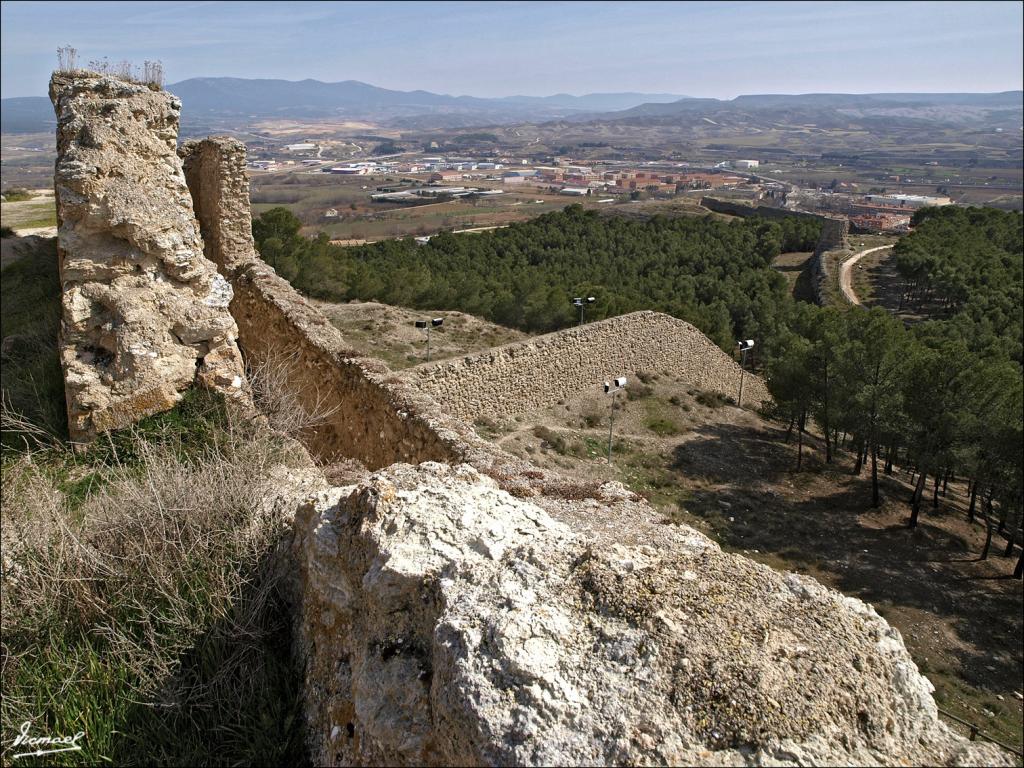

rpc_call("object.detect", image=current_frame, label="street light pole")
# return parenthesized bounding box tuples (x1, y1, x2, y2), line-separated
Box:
(572, 296, 595, 326)
(415, 318, 444, 361)
(604, 377, 627, 463)
(737, 339, 755, 406)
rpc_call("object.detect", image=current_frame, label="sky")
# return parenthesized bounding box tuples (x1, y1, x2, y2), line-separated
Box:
(2, 0, 1022, 99)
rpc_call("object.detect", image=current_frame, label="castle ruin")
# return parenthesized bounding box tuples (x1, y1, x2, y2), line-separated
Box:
(45, 73, 1010, 767)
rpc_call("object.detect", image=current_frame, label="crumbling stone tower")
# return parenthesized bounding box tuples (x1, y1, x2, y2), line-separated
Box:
(50, 72, 247, 441)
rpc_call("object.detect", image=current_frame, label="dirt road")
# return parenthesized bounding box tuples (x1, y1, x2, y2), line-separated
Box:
(839, 245, 892, 305)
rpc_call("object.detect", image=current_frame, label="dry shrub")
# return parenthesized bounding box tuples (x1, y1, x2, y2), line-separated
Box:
(246, 346, 341, 439)
(582, 404, 605, 428)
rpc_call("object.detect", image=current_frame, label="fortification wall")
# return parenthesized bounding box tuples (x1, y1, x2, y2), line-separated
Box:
(49, 73, 247, 442)
(808, 218, 853, 305)
(180, 138, 459, 469)
(51, 89, 1008, 767)
(402, 311, 770, 423)
(700, 196, 849, 306)
(818, 216, 850, 249)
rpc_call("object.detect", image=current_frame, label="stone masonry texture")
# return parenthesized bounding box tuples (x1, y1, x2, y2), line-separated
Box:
(402, 311, 771, 423)
(294, 462, 1010, 767)
(49, 73, 246, 441)
(180, 137, 462, 469)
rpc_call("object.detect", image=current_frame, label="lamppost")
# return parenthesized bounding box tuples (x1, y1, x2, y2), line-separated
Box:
(604, 376, 627, 463)
(572, 296, 595, 326)
(737, 339, 755, 407)
(415, 317, 444, 361)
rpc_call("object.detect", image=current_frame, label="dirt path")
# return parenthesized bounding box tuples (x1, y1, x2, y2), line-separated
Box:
(840, 245, 892, 305)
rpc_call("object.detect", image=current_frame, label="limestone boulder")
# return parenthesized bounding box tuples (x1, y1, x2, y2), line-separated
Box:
(293, 462, 1009, 767)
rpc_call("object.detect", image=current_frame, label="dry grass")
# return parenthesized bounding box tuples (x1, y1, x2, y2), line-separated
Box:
(0, 392, 311, 766)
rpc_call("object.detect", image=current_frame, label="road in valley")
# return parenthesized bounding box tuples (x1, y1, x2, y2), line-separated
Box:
(839, 245, 892, 305)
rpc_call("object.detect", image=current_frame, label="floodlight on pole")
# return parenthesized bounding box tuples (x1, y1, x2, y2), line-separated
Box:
(572, 295, 596, 326)
(736, 339, 755, 407)
(415, 317, 444, 360)
(603, 376, 627, 463)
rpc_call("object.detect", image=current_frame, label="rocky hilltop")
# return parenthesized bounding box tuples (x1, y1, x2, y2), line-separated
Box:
(44, 70, 1012, 766)
(294, 463, 1007, 766)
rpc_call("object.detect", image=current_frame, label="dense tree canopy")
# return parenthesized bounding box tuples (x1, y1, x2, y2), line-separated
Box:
(894, 206, 1023, 362)
(251, 204, 821, 348)
(768, 208, 1022, 550)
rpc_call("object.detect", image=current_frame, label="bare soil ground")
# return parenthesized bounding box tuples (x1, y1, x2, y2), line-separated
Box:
(473, 373, 1024, 752)
(770, 251, 814, 302)
(0, 188, 57, 236)
(311, 299, 529, 369)
(840, 245, 893, 305)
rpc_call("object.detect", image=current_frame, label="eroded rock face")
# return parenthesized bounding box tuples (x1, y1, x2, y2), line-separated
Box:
(49, 73, 247, 441)
(294, 463, 1008, 767)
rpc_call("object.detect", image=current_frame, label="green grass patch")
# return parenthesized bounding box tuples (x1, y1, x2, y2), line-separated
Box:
(1, 240, 309, 765)
(13, 212, 58, 230)
(645, 415, 681, 436)
(2, 188, 35, 202)
(0, 238, 65, 445)
(1, 401, 308, 766)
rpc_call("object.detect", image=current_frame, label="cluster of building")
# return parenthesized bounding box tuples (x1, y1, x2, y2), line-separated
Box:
(786, 190, 953, 232)
(604, 169, 747, 193)
(849, 212, 913, 232)
(860, 193, 952, 209)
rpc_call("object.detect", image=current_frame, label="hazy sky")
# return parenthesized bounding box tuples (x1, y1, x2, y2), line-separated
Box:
(2, 1, 1022, 99)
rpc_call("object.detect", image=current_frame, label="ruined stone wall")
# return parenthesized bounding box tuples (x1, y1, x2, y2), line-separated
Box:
(818, 215, 850, 249)
(700, 196, 848, 250)
(180, 138, 462, 469)
(699, 195, 825, 224)
(809, 218, 853, 305)
(402, 311, 771, 423)
(50, 74, 246, 441)
(60, 91, 1011, 768)
(294, 462, 1010, 767)
(699, 196, 849, 307)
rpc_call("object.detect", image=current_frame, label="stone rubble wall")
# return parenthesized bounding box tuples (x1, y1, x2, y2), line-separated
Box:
(818, 215, 851, 250)
(49, 73, 247, 442)
(402, 311, 771, 423)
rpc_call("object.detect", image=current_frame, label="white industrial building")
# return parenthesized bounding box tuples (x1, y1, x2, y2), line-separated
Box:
(560, 187, 590, 196)
(863, 193, 952, 208)
(734, 159, 760, 169)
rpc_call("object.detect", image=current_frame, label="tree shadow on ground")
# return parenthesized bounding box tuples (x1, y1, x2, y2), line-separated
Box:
(667, 420, 1023, 700)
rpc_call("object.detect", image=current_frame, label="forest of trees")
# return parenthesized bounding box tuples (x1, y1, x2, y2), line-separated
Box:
(767, 208, 1022, 574)
(253, 203, 1022, 574)
(252, 204, 822, 348)
(893, 205, 1023, 362)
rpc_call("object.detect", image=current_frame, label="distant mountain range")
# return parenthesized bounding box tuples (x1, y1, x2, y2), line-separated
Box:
(605, 91, 1023, 121)
(0, 78, 684, 133)
(3, 78, 1019, 135)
